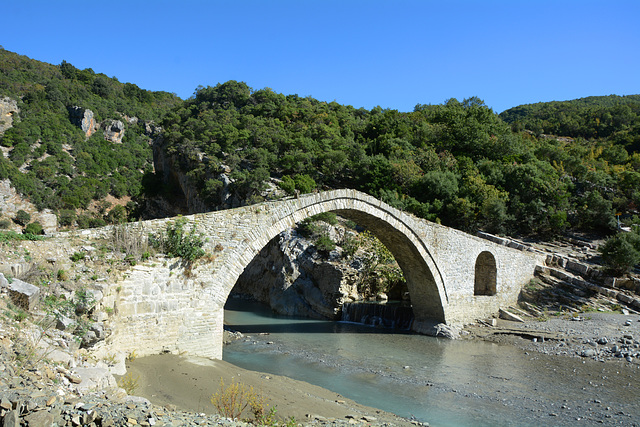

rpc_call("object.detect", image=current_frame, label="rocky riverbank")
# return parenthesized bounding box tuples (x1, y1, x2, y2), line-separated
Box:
(464, 311, 640, 365)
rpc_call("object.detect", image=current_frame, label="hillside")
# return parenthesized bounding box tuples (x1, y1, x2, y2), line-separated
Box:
(0, 48, 180, 226)
(1, 48, 639, 242)
(158, 85, 640, 238)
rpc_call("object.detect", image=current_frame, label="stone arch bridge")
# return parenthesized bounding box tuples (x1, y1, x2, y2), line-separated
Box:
(98, 189, 543, 359)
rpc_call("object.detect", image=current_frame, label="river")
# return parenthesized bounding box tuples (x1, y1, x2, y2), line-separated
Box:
(223, 298, 640, 426)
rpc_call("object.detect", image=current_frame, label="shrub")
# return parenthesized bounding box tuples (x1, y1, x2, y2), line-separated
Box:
(311, 212, 337, 225)
(150, 218, 206, 261)
(58, 209, 76, 227)
(118, 373, 139, 395)
(211, 378, 276, 423)
(14, 210, 31, 226)
(0, 219, 11, 229)
(315, 233, 336, 253)
(70, 251, 86, 262)
(23, 221, 43, 235)
(57, 269, 69, 281)
(296, 218, 321, 237)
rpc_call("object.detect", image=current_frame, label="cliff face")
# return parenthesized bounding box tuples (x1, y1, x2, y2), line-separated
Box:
(0, 97, 19, 135)
(232, 228, 362, 319)
(151, 137, 210, 215)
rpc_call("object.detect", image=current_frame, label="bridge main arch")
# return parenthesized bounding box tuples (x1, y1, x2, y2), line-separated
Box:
(216, 190, 449, 328)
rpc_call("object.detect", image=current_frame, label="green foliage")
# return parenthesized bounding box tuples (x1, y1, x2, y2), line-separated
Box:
(315, 233, 336, 253)
(2, 48, 640, 240)
(0, 230, 44, 242)
(0, 219, 11, 229)
(310, 212, 338, 225)
(14, 210, 31, 226)
(70, 251, 85, 262)
(357, 230, 404, 296)
(57, 269, 69, 281)
(600, 230, 640, 275)
(150, 218, 206, 261)
(23, 221, 43, 235)
(58, 209, 76, 227)
(0, 48, 181, 215)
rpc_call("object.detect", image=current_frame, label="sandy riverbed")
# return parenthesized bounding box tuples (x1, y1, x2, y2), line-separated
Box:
(127, 353, 417, 426)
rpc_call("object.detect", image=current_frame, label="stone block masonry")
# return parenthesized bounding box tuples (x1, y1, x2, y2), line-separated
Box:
(76, 190, 544, 359)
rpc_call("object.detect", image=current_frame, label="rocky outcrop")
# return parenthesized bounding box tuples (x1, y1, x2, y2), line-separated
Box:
(68, 106, 99, 137)
(102, 119, 125, 143)
(151, 137, 211, 214)
(233, 228, 361, 319)
(0, 97, 18, 135)
(5, 277, 40, 311)
(0, 179, 58, 233)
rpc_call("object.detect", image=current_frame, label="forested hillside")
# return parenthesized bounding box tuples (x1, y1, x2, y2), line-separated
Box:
(499, 95, 640, 149)
(160, 82, 640, 237)
(0, 48, 180, 226)
(1, 48, 639, 240)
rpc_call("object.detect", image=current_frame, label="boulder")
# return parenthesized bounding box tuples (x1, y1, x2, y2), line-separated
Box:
(233, 229, 359, 319)
(499, 308, 525, 323)
(34, 211, 58, 234)
(71, 367, 117, 391)
(0, 273, 8, 288)
(7, 278, 40, 311)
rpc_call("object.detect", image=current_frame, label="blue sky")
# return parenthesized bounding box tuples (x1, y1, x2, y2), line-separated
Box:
(2, 1, 638, 113)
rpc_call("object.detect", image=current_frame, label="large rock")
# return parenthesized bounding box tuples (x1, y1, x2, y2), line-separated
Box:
(102, 119, 125, 143)
(33, 211, 57, 234)
(0, 97, 19, 135)
(7, 278, 40, 311)
(68, 106, 98, 137)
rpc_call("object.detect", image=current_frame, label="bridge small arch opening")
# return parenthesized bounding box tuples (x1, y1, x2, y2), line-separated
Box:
(474, 251, 497, 296)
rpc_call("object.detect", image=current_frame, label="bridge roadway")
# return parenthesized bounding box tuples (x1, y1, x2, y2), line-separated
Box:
(99, 189, 543, 359)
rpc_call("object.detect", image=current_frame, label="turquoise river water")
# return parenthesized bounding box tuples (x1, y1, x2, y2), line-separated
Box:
(223, 298, 639, 427)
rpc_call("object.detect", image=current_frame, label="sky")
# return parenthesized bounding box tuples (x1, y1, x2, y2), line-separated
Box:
(1, 1, 639, 113)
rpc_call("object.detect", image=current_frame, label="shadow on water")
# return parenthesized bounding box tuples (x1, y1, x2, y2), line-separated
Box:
(224, 296, 415, 336)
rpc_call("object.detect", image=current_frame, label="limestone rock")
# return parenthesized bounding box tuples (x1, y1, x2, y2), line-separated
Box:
(233, 229, 359, 319)
(7, 278, 40, 311)
(72, 367, 117, 391)
(102, 119, 125, 143)
(68, 106, 98, 137)
(0, 96, 19, 135)
(434, 323, 461, 339)
(499, 308, 525, 323)
(33, 212, 58, 234)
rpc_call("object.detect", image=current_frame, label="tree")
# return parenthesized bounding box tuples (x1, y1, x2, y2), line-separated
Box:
(600, 231, 640, 275)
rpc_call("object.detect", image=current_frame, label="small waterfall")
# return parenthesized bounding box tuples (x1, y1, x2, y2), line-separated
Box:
(341, 301, 414, 330)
